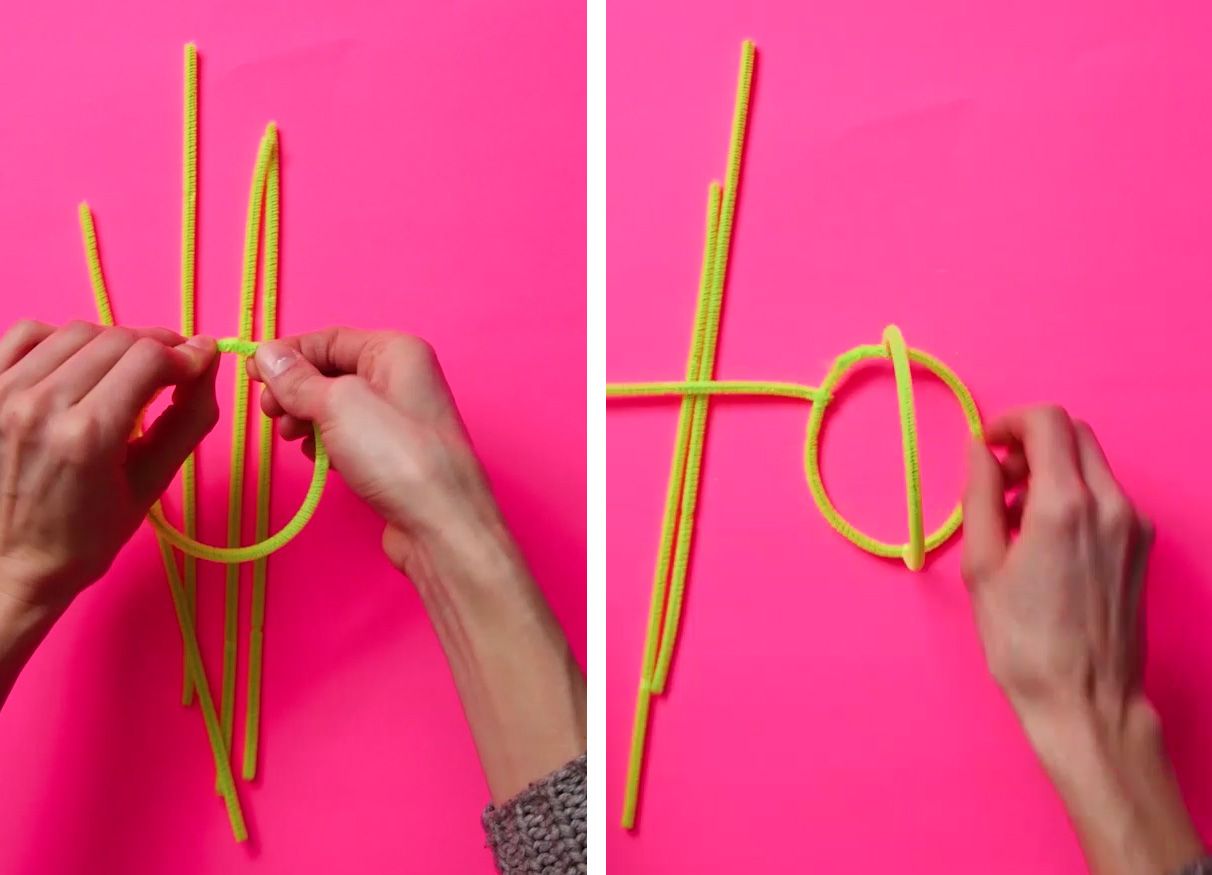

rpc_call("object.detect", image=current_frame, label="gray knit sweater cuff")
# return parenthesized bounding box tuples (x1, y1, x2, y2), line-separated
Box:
(482, 755, 587, 874)
(1175, 858, 1212, 875)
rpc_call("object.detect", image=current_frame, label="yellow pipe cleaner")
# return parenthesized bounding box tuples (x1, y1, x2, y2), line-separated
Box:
(181, 43, 199, 706)
(77, 203, 248, 842)
(606, 40, 984, 830)
(219, 120, 265, 768)
(75, 43, 329, 840)
(244, 120, 281, 782)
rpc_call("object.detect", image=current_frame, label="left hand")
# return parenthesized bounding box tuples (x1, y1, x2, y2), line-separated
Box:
(0, 320, 219, 614)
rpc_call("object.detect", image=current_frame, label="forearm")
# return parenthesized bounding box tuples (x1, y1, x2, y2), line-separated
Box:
(398, 501, 586, 805)
(0, 590, 61, 710)
(1020, 695, 1204, 875)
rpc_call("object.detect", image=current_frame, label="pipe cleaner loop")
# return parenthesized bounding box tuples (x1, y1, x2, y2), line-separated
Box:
(803, 332, 983, 569)
(144, 337, 329, 564)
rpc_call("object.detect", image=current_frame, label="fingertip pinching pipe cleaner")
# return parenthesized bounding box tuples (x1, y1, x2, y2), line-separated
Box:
(606, 40, 985, 829)
(77, 44, 329, 841)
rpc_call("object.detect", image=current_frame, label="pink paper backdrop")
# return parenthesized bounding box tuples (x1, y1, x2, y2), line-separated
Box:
(0, 2, 584, 872)
(609, 2, 1212, 872)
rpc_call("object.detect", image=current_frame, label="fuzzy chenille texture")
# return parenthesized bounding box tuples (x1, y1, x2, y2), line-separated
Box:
(482, 755, 587, 874)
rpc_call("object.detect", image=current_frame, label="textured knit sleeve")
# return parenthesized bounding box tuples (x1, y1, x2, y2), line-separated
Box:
(482, 755, 587, 874)
(1175, 858, 1212, 875)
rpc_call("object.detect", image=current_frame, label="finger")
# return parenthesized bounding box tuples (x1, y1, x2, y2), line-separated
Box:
(126, 349, 221, 504)
(1072, 420, 1127, 510)
(40, 326, 184, 404)
(0, 320, 54, 373)
(961, 439, 1009, 586)
(246, 328, 377, 381)
(252, 340, 334, 421)
(0, 321, 102, 391)
(259, 386, 286, 418)
(290, 327, 378, 376)
(279, 414, 310, 441)
(80, 336, 217, 439)
(985, 406, 1083, 496)
(998, 445, 1028, 488)
(1124, 516, 1154, 686)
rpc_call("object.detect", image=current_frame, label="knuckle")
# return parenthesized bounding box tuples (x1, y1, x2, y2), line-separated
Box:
(1101, 496, 1136, 533)
(8, 318, 47, 344)
(378, 332, 435, 366)
(959, 556, 984, 588)
(62, 320, 98, 341)
(106, 325, 138, 346)
(408, 336, 438, 367)
(130, 335, 170, 367)
(392, 335, 439, 380)
(0, 392, 42, 436)
(1037, 490, 1090, 529)
(49, 413, 101, 462)
(321, 327, 347, 361)
(1034, 404, 1070, 431)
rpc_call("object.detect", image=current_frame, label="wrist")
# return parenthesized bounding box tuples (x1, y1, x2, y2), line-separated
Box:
(387, 491, 586, 804)
(1019, 695, 1204, 874)
(379, 447, 525, 597)
(0, 587, 66, 709)
(393, 497, 532, 605)
(1016, 692, 1157, 777)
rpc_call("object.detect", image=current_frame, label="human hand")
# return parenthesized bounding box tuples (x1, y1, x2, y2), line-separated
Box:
(963, 405, 1203, 874)
(962, 406, 1151, 723)
(0, 320, 219, 613)
(246, 328, 499, 575)
(248, 328, 585, 803)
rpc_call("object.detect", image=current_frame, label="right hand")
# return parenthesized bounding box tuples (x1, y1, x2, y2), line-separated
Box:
(961, 406, 1151, 727)
(247, 329, 499, 572)
(250, 328, 585, 806)
(962, 405, 1204, 874)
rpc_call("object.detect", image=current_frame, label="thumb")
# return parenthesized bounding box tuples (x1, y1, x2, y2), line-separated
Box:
(253, 340, 333, 422)
(961, 438, 1009, 588)
(127, 345, 221, 504)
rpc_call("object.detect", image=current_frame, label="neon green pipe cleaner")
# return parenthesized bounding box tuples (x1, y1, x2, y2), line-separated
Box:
(606, 40, 984, 830)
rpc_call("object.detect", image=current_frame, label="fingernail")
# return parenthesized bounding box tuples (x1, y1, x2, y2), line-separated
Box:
(256, 340, 297, 378)
(184, 335, 216, 352)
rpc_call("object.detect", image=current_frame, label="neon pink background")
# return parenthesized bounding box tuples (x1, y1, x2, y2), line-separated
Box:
(609, 2, 1212, 871)
(0, 2, 584, 872)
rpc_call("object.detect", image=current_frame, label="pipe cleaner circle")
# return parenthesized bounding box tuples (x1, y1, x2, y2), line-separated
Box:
(145, 337, 329, 563)
(803, 325, 983, 570)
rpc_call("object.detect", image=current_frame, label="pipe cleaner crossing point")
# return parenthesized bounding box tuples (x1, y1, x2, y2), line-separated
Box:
(606, 40, 984, 830)
(75, 43, 328, 841)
